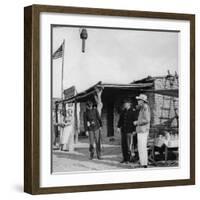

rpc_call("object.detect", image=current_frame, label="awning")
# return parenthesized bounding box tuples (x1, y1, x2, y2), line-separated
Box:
(56, 82, 154, 104)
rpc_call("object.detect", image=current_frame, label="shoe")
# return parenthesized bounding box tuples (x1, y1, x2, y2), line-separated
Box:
(90, 153, 94, 160)
(130, 156, 138, 163)
(97, 153, 102, 159)
(97, 152, 102, 160)
(143, 165, 148, 168)
(120, 160, 128, 164)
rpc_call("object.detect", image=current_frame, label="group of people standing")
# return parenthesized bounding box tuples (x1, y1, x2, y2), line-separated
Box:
(84, 93, 151, 168)
(117, 94, 150, 168)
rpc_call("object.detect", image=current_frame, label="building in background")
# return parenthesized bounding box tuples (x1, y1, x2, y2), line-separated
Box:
(54, 72, 179, 144)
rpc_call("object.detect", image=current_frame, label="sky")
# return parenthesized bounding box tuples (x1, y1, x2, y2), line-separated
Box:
(52, 26, 178, 98)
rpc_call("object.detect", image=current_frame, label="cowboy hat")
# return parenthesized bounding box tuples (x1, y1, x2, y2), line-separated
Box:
(136, 94, 148, 103)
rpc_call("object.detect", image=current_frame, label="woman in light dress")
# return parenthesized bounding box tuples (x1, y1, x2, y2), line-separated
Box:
(59, 107, 74, 151)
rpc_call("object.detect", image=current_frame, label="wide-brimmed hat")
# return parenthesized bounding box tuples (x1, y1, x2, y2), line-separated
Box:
(136, 94, 148, 103)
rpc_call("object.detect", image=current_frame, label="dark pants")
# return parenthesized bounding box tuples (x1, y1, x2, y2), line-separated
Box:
(121, 132, 133, 161)
(89, 129, 101, 158)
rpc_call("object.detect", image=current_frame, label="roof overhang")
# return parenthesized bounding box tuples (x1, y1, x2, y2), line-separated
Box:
(143, 89, 178, 98)
(55, 82, 154, 104)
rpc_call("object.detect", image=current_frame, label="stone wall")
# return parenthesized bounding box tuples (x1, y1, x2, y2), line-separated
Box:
(149, 77, 179, 127)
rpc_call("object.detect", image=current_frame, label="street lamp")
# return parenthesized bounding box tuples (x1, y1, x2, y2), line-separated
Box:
(80, 28, 88, 53)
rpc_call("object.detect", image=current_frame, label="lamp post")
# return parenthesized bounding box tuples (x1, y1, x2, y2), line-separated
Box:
(80, 28, 88, 53)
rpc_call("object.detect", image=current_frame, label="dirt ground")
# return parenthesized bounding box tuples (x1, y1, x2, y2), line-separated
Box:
(52, 137, 142, 173)
(52, 136, 178, 173)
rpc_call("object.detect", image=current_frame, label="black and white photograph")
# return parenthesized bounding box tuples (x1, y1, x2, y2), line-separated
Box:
(51, 25, 179, 173)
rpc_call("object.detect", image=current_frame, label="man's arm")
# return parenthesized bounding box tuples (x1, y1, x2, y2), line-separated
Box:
(132, 110, 138, 127)
(83, 112, 89, 131)
(117, 112, 123, 128)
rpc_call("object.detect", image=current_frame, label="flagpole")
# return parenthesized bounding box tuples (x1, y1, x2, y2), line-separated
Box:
(61, 39, 65, 100)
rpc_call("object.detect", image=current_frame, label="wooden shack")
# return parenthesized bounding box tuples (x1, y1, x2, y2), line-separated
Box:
(55, 73, 179, 142)
(59, 81, 153, 138)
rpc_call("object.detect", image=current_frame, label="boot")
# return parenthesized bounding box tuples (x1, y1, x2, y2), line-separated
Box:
(90, 152, 94, 160)
(89, 145, 94, 160)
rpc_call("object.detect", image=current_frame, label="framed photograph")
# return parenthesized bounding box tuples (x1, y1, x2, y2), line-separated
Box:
(24, 4, 195, 194)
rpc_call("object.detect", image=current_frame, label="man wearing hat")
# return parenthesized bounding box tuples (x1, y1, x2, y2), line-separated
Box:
(117, 99, 138, 163)
(134, 94, 150, 168)
(84, 100, 103, 160)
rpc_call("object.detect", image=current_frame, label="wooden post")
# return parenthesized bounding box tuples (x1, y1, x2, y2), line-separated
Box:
(55, 103, 59, 143)
(107, 100, 114, 137)
(74, 101, 79, 144)
(61, 40, 65, 99)
(94, 86, 103, 116)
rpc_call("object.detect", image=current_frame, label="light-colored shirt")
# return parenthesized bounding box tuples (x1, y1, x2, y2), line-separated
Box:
(136, 103, 150, 133)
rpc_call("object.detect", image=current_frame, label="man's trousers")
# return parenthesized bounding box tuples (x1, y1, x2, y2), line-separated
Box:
(89, 129, 101, 158)
(121, 132, 133, 162)
(137, 132, 148, 166)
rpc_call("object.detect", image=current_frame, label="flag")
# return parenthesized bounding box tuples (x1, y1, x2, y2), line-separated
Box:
(52, 42, 64, 59)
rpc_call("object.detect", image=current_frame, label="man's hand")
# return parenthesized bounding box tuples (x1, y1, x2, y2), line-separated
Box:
(132, 131, 137, 136)
(59, 123, 65, 128)
(85, 131, 89, 136)
(87, 121, 90, 127)
(117, 128, 121, 134)
(133, 121, 138, 126)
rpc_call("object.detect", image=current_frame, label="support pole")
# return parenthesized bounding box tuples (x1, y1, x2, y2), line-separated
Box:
(61, 40, 65, 99)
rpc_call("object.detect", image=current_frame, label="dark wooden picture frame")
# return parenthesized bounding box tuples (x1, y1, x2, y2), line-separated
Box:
(24, 4, 195, 195)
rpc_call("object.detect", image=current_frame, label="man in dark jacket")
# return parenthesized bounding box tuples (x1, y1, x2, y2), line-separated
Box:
(117, 99, 138, 163)
(84, 101, 103, 160)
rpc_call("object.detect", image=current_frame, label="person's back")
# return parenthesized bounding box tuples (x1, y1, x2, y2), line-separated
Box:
(118, 108, 137, 134)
